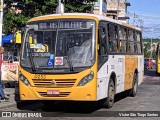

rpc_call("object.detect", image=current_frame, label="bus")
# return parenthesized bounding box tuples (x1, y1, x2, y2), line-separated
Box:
(17, 13, 143, 108)
(156, 43, 160, 73)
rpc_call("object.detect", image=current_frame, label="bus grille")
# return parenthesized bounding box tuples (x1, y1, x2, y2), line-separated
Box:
(38, 92, 70, 97)
(32, 79, 76, 88)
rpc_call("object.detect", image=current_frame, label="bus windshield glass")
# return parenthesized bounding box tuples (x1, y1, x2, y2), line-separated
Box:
(21, 19, 95, 71)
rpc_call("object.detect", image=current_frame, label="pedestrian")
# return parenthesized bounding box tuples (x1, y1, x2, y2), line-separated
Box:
(0, 46, 9, 101)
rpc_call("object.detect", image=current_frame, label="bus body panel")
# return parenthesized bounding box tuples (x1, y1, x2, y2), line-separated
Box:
(157, 58, 160, 73)
(156, 43, 160, 73)
(138, 55, 144, 85)
(97, 55, 143, 100)
(158, 61, 160, 73)
(97, 55, 125, 100)
(124, 55, 138, 90)
(97, 60, 109, 100)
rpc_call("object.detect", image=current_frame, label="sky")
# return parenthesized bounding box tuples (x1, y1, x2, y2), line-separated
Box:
(127, 0, 160, 38)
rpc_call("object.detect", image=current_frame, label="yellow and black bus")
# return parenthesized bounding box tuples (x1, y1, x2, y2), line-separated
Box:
(156, 43, 160, 73)
(17, 13, 143, 108)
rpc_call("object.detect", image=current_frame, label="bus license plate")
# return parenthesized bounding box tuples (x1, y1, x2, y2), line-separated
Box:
(47, 90, 60, 95)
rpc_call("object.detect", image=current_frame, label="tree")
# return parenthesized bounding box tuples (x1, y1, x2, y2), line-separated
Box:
(3, 0, 97, 35)
(63, 0, 96, 13)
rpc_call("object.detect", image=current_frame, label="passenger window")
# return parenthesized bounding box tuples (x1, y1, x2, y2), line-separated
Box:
(128, 30, 134, 53)
(118, 27, 127, 53)
(136, 32, 142, 53)
(108, 24, 119, 53)
(98, 26, 107, 56)
(98, 22, 108, 67)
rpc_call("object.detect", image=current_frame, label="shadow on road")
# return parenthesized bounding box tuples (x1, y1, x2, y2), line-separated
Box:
(42, 101, 102, 113)
(18, 100, 103, 114)
(17, 91, 130, 115)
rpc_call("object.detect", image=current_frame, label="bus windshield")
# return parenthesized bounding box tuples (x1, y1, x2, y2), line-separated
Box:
(21, 19, 95, 71)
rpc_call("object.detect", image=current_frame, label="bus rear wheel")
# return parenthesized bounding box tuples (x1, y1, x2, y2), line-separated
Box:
(103, 79, 115, 108)
(129, 73, 138, 97)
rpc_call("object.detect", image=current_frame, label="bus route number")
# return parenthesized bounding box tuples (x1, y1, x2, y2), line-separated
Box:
(34, 74, 46, 79)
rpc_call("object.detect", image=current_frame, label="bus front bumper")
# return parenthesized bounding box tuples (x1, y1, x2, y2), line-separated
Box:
(19, 81, 97, 101)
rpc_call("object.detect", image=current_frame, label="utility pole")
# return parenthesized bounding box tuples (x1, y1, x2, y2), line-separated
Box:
(133, 13, 135, 26)
(0, 0, 3, 46)
(56, 0, 64, 14)
(133, 13, 138, 26)
(150, 28, 154, 59)
(139, 19, 143, 28)
(117, 0, 120, 20)
(99, 0, 103, 15)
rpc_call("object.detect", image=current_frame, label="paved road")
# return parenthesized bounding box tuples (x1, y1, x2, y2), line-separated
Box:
(1, 69, 160, 120)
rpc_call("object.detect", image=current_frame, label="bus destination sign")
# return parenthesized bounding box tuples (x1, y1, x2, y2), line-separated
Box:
(38, 21, 87, 30)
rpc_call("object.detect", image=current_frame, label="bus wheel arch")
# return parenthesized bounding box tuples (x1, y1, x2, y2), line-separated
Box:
(129, 70, 138, 97)
(110, 72, 117, 92)
(103, 72, 116, 108)
(134, 69, 138, 85)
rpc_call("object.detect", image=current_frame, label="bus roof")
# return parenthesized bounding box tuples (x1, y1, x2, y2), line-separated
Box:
(28, 13, 141, 31)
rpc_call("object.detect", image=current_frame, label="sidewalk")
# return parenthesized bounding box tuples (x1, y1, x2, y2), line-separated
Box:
(0, 88, 16, 109)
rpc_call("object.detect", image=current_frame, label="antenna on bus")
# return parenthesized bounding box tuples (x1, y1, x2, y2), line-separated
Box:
(56, 0, 64, 14)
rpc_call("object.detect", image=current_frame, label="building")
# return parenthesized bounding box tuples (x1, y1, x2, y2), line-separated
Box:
(93, 0, 131, 23)
(107, 0, 130, 23)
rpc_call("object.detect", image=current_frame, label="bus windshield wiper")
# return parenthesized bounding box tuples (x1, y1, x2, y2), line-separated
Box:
(65, 45, 74, 71)
(26, 42, 36, 72)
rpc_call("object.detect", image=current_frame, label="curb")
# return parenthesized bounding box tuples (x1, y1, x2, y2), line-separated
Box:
(0, 100, 38, 109)
(144, 76, 160, 80)
(0, 94, 16, 109)
(0, 101, 16, 109)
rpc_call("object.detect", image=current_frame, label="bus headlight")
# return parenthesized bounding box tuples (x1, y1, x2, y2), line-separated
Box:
(77, 71, 94, 86)
(19, 72, 30, 86)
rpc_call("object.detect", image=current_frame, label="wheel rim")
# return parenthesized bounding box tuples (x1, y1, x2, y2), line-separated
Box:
(109, 83, 115, 104)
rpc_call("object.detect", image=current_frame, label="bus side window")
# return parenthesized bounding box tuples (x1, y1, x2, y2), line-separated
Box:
(108, 24, 119, 53)
(98, 22, 108, 67)
(98, 26, 107, 56)
(136, 32, 142, 54)
(128, 30, 134, 53)
(118, 27, 127, 53)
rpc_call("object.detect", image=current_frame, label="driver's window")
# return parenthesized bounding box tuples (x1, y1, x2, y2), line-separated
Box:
(27, 31, 49, 53)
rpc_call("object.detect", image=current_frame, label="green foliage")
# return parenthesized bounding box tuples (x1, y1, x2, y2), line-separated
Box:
(3, 0, 96, 35)
(143, 38, 159, 58)
(64, 0, 96, 12)
(3, 10, 14, 34)
(143, 38, 160, 43)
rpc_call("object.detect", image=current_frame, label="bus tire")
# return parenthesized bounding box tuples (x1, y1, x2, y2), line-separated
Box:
(103, 79, 115, 108)
(129, 73, 138, 97)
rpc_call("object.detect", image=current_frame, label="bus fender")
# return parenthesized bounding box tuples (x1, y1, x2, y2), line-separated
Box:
(109, 72, 117, 93)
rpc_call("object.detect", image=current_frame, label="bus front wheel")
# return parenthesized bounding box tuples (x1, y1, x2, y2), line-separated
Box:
(103, 79, 115, 108)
